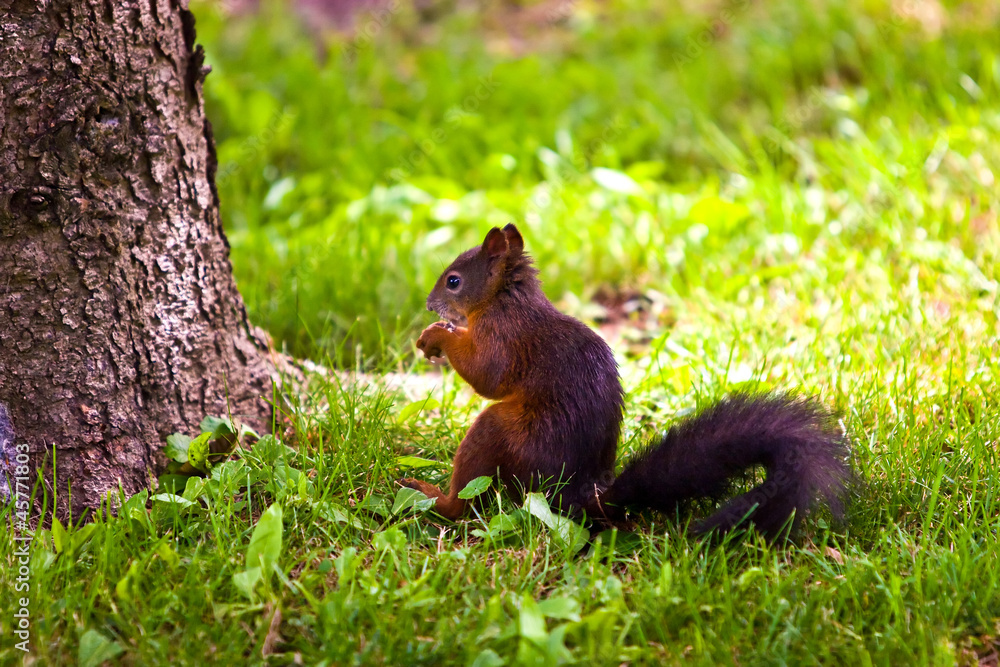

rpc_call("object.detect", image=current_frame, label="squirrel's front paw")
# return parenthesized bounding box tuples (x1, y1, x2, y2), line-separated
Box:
(416, 333, 442, 359)
(416, 323, 450, 359)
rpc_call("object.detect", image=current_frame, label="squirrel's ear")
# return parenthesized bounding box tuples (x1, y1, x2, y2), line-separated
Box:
(502, 224, 524, 255)
(482, 227, 508, 260)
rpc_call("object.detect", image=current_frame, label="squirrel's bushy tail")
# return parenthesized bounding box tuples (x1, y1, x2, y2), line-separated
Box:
(602, 393, 851, 539)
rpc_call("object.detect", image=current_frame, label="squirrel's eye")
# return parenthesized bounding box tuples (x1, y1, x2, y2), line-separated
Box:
(446, 275, 461, 290)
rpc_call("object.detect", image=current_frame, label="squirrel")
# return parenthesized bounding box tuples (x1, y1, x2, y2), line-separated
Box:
(403, 224, 851, 539)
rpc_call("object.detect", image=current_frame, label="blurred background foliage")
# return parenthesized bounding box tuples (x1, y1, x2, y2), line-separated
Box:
(192, 0, 999, 367)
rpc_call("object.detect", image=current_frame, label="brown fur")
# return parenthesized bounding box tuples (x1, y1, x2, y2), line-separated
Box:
(406, 224, 622, 518)
(405, 225, 851, 539)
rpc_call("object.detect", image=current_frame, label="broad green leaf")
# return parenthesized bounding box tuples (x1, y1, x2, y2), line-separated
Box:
(246, 503, 283, 571)
(122, 489, 148, 511)
(395, 455, 445, 469)
(458, 476, 492, 499)
(737, 567, 765, 591)
(121, 490, 151, 532)
(470, 649, 504, 667)
(658, 562, 673, 596)
(150, 493, 195, 508)
(396, 398, 440, 423)
(187, 432, 213, 472)
(596, 575, 624, 603)
(263, 176, 296, 210)
(334, 547, 359, 583)
(200, 415, 253, 453)
(391, 487, 434, 515)
(422, 222, 456, 244)
(488, 513, 519, 536)
(115, 560, 141, 603)
(297, 467, 310, 497)
(71, 524, 98, 552)
(200, 415, 236, 436)
(591, 167, 643, 195)
(51, 516, 68, 554)
(251, 434, 290, 464)
(356, 494, 389, 517)
(625, 160, 667, 180)
(233, 566, 262, 599)
(78, 629, 124, 667)
(444, 548, 469, 562)
(687, 195, 750, 232)
(523, 493, 556, 529)
(518, 594, 548, 644)
(156, 542, 180, 569)
(157, 474, 188, 495)
(164, 433, 192, 463)
(537, 596, 581, 621)
(182, 477, 208, 502)
(211, 459, 246, 482)
(524, 493, 589, 554)
(315, 501, 372, 530)
(373, 526, 407, 552)
(544, 623, 574, 663)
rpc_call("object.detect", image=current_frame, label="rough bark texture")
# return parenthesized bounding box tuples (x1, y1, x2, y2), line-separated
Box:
(0, 0, 275, 518)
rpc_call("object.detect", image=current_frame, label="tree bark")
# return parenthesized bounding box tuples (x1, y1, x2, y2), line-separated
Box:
(0, 0, 275, 518)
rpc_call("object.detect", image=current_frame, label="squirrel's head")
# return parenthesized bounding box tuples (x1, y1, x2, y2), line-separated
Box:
(426, 223, 529, 326)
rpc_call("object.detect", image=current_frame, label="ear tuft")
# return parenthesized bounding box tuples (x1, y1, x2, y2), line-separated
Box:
(503, 223, 524, 256)
(482, 227, 508, 260)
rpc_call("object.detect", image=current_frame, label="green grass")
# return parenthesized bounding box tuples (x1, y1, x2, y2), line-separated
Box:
(3, 0, 1000, 664)
(198, 0, 998, 366)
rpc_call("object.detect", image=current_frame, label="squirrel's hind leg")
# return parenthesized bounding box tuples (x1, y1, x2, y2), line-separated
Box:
(401, 404, 512, 520)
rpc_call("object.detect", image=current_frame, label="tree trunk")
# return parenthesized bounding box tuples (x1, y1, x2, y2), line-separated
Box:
(0, 0, 275, 519)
